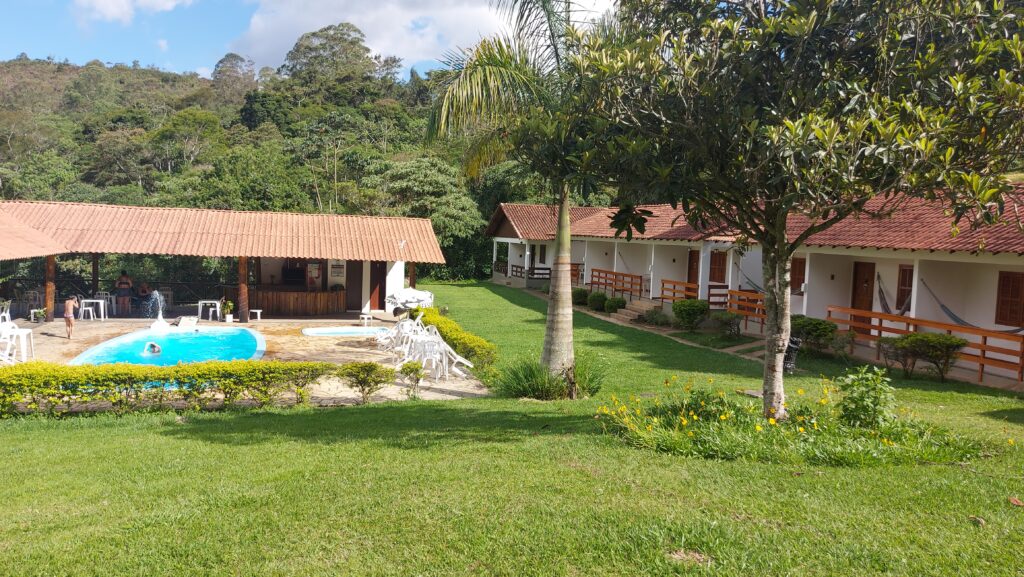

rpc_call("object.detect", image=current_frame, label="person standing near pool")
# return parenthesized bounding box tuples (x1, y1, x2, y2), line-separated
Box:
(115, 270, 133, 317)
(63, 295, 78, 339)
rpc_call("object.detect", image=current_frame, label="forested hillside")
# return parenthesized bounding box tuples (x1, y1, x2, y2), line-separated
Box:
(0, 23, 579, 279)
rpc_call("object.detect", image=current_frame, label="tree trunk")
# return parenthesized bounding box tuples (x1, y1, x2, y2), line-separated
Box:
(761, 244, 791, 419)
(540, 181, 576, 397)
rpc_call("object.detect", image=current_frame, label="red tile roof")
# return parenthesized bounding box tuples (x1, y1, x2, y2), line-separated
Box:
(0, 211, 69, 261)
(484, 203, 607, 240)
(488, 195, 1024, 255)
(0, 201, 446, 263)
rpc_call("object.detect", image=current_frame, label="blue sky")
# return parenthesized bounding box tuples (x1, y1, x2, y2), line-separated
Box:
(0, 0, 608, 79)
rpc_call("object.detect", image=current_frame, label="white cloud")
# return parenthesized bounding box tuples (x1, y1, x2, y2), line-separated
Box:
(73, 0, 194, 25)
(156, 38, 169, 52)
(230, 0, 614, 74)
(195, 66, 212, 78)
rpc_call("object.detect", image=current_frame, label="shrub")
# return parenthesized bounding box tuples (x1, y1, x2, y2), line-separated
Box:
(790, 315, 838, 351)
(672, 299, 709, 331)
(400, 361, 426, 399)
(588, 292, 608, 312)
(415, 307, 497, 368)
(494, 359, 567, 400)
(711, 311, 742, 338)
(898, 333, 968, 382)
(0, 361, 333, 416)
(337, 362, 397, 404)
(835, 366, 898, 428)
(640, 307, 671, 327)
(494, 355, 607, 400)
(571, 287, 590, 306)
(879, 336, 916, 378)
(604, 297, 627, 313)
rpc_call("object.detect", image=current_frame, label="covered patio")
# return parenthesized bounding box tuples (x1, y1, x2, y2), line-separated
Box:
(0, 201, 444, 324)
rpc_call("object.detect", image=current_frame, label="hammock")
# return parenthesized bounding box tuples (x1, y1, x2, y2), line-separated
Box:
(876, 272, 911, 316)
(919, 278, 1024, 334)
(733, 262, 765, 293)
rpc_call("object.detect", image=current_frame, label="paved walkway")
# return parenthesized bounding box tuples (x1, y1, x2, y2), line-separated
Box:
(20, 317, 488, 405)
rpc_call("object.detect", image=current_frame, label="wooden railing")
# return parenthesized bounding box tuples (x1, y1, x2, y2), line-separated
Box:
(493, 261, 509, 276)
(510, 264, 526, 278)
(708, 284, 729, 309)
(590, 268, 643, 298)
(659, 278, 698, 302)
(726, 290, 766, 333)
(826, 305, 1024, 383)
(571, 263, 584, 286)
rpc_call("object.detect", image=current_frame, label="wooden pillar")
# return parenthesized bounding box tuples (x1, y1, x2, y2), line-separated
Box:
(90, 253, 100, 295)
(238, 256, 249, 323)
(409, 262, 417, 288)
(44, 255, 56, 322)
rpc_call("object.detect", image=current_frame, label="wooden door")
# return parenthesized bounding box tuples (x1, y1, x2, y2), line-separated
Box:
(369, 261, 387, 310)
(346, 260, 363, 311)
(687, 250, 700, 285)
(850, 261, 876, 335)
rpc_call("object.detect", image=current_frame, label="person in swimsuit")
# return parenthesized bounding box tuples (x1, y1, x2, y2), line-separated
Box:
(115, 271, 133, 317)
(63, 296, 78, 339)
(144, 342, 161, 354)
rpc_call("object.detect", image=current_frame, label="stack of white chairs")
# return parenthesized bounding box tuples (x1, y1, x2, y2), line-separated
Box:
(0, 299, 11, 323)
(0, 321, 19, 366)
(374, 313, 474, 380)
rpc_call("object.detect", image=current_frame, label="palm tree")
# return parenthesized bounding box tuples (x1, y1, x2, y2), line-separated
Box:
(429, 0, 604, 397)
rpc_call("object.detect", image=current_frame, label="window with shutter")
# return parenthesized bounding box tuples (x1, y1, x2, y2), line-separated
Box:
(539, 244, 547, 265)
(896, 265, 914, 311)
(995, 271, 1024, 326)
(791, 257, 806, 294)
(709, 251, 727, 284)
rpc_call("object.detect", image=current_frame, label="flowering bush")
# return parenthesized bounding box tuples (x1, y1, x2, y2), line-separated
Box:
(596, 373, 985, 466)
(834, 366, 897, 428)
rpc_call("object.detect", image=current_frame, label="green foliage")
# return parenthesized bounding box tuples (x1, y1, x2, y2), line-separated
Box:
(572, 352, 606, 398)
(415, 307, 497, 368)
(886, 333, 970, 382)
(672, 299, 709, 331)
(598, 375, 984, 466)
(640, 307, 671, 327)
(494, 353, 605, 400)
(711, 311, 741, 338)
(0, 361, 333, 416)
(399, 361, 426, 399)
(879, 336, 917, 378)
(587, 292, 607, 312)
(337, 362, 397, 404)
(790, 315, 838, 351)
(571, 287, 590, 306)
(603, 296, 626, 313)
(835, 366, 898, 429)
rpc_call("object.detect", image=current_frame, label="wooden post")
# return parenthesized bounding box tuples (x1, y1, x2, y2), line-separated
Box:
(44, 255, 56, 322)
(238, 256, 249, 323)
(409, 262, 417, 288)
(91, 253, 99, 295)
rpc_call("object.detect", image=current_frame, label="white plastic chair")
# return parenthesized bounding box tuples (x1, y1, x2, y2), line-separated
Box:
(77, 295, 96, 321)
(0, 300, 11, 323)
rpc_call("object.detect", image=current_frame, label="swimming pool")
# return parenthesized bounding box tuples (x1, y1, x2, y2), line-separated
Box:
(70, 327, 266, 366)
(301, 326, 389, 337)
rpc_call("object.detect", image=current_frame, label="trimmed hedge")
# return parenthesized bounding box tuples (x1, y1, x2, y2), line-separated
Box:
(571, 288, 590, 306)
(604, 297, 627, 313)
(672, 299, 709, 331)
(588, 292, 608, 312)
(790, 315, 838, 351)
(0, 360, 334, 416)
(416, 307, 498, 368)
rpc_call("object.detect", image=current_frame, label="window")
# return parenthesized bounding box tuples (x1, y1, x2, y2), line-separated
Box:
(896, 265, 914, 311)
(709, 251, 727, 284)
(791, 257, 806, 294)
(996, 271, 1024, 326)
(539, 244, 547, 265)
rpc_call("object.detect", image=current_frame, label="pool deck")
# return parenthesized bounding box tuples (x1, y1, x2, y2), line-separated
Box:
(21, 316, 488, 405)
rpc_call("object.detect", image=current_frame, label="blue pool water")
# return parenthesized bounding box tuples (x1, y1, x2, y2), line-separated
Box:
(70, 327, 266, 366)
(302, 326, 389, 337)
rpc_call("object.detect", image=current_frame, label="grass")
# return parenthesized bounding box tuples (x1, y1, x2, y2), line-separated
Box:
(671, 330, 759, 349)
(0, 281, 1022, 575)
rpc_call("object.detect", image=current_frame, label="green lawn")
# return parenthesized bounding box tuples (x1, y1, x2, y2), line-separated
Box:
(670, 330, 760, 350)
(1, 282, 1022, 576)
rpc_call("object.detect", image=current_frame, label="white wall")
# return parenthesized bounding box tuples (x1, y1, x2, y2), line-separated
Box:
(570, 240, 586, 263)
(652, 244, 691, 298)
(736, 247, 764, 292)
(385, 261, 404, 302)
(803, 253, 855, 319)
(615, 241, 651, 277)
(360, 260, 371, 314)
(586, 240, 615, 277)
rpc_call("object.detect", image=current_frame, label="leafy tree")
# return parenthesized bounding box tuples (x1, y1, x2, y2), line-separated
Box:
(198, 142, 314, 212)
(83, 127, 149, 186)
(211, 53, 256, 109)
(148, 108, 226, 172)
(579, 0, 1024, 418)
(239, 91, 294, 132)
(429, 0, 606, 395)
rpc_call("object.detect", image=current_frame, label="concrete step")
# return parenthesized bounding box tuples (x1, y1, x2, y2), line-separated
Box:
(625, 299, 660, 314)
(611, 310, 641, 323)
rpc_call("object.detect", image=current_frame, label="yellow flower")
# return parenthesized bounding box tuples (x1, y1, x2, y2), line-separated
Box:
(717, 390, 725, 397)
(813, 422, 819, 430)
(646, 425, 653, 432)
(819, 398, 828, 405)
(797, 388, 805, 395)
(768, 418, 777, 426)
(798, 427, 805, 433)
(796, 415, 804, 422)
(689, 411, 695, 416)
(755, 425, 763, 432)
(687, 431, 694, 437)
(671, 375, 678, 381)
(679, 417, 688, 426)
(719, 414, 727, 421)
(1009, 438, 1016, 446)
